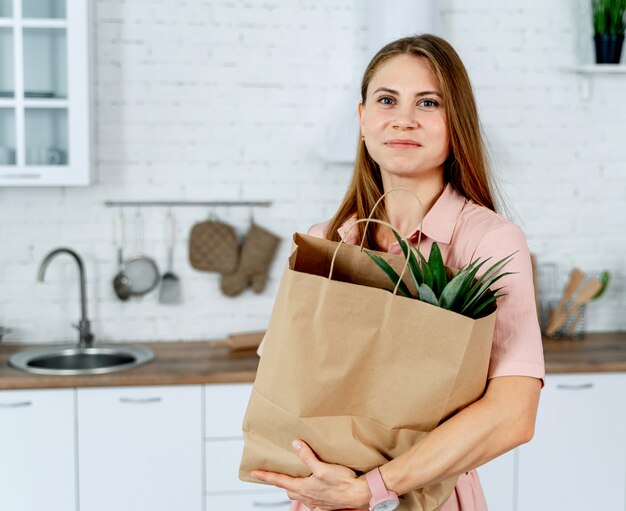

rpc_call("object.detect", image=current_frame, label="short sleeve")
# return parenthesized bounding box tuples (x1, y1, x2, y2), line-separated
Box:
(472, 223, 545, 383)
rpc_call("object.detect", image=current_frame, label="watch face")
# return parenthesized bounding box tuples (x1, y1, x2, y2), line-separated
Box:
(374, 500, 399, 511)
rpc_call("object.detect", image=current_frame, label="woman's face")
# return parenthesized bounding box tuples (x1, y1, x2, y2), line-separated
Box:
(359, 54, 449, 179)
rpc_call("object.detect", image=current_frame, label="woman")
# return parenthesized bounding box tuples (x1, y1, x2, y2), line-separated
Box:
(252, 34, 544, 511)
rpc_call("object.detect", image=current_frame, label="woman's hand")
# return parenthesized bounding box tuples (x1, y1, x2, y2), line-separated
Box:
(250, 439, 371, 511)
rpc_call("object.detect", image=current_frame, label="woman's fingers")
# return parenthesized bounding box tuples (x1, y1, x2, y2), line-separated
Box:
(250, 470, 301, 491)
(292, 439, 326, 476)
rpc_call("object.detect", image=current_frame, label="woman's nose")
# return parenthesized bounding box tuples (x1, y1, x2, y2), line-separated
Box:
(393, 107, 418, 129)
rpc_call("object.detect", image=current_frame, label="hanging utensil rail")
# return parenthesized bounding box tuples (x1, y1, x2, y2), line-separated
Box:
(104, 200, 272, 208)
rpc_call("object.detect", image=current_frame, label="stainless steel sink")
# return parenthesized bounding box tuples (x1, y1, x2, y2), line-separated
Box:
(9, 345, 154, 376)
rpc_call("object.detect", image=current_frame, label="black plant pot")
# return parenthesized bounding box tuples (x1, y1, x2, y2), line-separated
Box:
(594, 34, 625, 64)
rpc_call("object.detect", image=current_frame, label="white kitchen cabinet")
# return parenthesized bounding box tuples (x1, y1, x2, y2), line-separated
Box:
(517, 372, 626, 511)
(205, 383, 290, 505)
(205, 492, 292, 510)
(477, 448, 516, 511)
(77, 385, 203, 511)
(0, 388, 76, 511)
(0, 0, 91, 186)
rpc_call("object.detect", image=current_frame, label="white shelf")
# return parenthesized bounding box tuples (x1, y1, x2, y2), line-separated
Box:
(21, 19, 67, 29)
(23, 98, 69, 108)
(564, 64, 626, 74)
(562, 64, 626, 101)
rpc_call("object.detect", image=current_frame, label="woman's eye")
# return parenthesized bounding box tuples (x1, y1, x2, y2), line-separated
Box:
(419, 99, 438, 108)
(377, 96, 395, 105)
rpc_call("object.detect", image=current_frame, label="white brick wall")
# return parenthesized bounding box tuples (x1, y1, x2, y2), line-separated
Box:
(0, 0, 624, 344)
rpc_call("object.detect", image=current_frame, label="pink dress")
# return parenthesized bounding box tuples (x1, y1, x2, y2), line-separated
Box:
(257, 183, 545, 510)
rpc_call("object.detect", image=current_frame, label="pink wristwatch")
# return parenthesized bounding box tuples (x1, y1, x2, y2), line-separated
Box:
(365, 467, 399, 511)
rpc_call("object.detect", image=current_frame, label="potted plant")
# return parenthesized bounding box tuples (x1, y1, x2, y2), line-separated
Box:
(592, 0, 626, 63)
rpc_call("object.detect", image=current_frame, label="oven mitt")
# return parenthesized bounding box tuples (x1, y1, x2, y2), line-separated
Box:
(220, 223, 280, 297)
(189, 220, 239, 273)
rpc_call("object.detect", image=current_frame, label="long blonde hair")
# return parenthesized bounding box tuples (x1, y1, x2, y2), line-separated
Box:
(325, 34, 498, 249)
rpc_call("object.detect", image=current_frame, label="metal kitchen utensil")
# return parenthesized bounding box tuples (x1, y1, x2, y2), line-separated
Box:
(112, 210, 132, 301)
(122, 209, 160, 296)
(546, 277, 602, 337)
(158, 210, 182, 304)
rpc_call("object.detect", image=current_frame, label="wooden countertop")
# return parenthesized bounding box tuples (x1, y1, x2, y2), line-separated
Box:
(0, 332, 624, 390)
(0, 340, 259, 390)
(542, 332, 626, 374)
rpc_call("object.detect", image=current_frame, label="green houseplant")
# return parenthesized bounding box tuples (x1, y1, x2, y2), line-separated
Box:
(366, 229, 517, 320)
(592, 0, 626, 63)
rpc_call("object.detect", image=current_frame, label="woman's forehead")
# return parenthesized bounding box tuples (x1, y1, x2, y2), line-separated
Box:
(367, 54, 440, 96)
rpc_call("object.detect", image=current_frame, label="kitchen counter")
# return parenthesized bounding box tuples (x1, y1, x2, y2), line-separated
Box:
(0, 332, 624, 390)
(0, 340, 259, 390)
(542, 332, 626, 374)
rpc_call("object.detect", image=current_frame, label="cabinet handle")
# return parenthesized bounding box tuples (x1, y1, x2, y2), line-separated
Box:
(0, 401, 33, 408)
(556, 383, 594, 390)
(252, 500, 292, 508)
(119, 397, 162, 404)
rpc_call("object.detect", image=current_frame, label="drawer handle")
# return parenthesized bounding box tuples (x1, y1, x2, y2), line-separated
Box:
(119, 397, 162, 404)
(252, 500, 292, 508)
(0, 401, 33, 408)
(556, 383, 594, 390)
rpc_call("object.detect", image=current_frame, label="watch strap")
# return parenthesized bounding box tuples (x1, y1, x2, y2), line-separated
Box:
(365, 467, 399, 510)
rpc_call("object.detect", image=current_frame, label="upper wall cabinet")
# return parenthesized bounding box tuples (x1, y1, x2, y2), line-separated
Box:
(0, 0, 91, 186)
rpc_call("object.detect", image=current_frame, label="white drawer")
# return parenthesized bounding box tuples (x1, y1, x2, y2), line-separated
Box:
(205, 383, 253, 438)
(206, 438, 272, 493)
(206, 491, 291, 510)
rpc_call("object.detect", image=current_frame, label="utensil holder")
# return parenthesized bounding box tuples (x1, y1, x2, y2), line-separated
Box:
(543, 300, 587, 340)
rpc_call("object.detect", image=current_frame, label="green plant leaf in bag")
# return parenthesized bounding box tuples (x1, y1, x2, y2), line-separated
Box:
(428, 242, 447, 297)
(469, 294, 501, 319)
(365, 250, 413, 298)
(391, 229, 423, 289)
(417, 250, 433, 290)
(461, 252, 516, 311)
(439, 267, 472, 310)
(462, 269, 516, 315)
(418, 283, 439, 306)
(451, 257, 493, 313)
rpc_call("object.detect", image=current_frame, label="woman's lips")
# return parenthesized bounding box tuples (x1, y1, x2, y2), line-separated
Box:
(384, 139, 422, 148)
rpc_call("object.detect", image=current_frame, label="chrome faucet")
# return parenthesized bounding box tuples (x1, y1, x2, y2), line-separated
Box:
(38, 248, 94, 348)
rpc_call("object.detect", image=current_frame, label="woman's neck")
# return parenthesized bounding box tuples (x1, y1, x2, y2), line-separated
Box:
(379, 170, 445, 236)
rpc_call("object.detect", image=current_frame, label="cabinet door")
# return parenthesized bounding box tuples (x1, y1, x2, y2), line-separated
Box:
(77, 385, 202, 511)
(205, 382, 253, 437)
(0, 0, 90, 186)
(0, 388, 76, 511)
(206, 491, 292, 510)
(517, 373, 626, 511)
(476, 449, 516, 511)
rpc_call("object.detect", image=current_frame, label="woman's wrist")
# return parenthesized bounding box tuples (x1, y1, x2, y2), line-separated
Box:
(355, 474, 372, 508)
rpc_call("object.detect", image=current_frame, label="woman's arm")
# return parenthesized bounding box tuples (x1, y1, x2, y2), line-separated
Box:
(252, 375, 540, 509)
(379, 374, 541, 496)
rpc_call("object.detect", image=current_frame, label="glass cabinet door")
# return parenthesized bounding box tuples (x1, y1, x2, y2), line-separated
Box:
(0, 27, 14, 98)
(0, 24, 15, 166)
(22, 0, 65, 19)
(0, 0, 89, 185)
(0, 0, 12, 18)
(0, 109, 16, 165)
(21, 0, 69, 167)
(23, 28, 67, 99)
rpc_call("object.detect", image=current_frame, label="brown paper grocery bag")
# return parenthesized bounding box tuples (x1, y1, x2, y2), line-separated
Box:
(239, 231, 497, 511)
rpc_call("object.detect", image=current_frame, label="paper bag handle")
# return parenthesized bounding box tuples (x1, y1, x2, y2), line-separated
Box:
(360, 187, 425, 253)
(329, 217, 414, 296)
